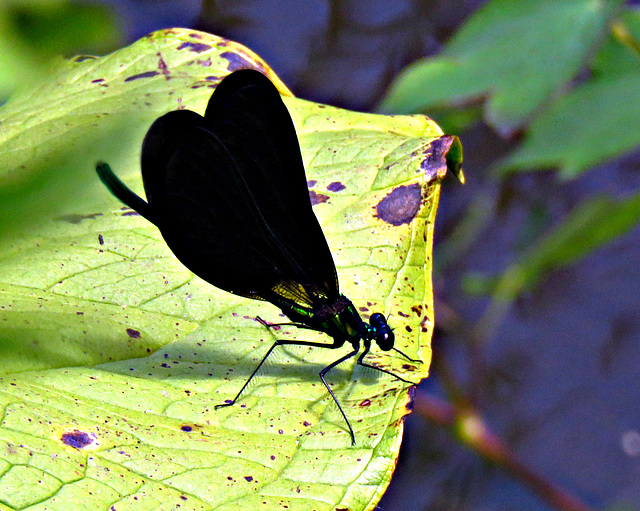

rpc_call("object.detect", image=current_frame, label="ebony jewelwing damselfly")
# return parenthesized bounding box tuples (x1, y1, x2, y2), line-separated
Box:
(96, 69, 419, 444)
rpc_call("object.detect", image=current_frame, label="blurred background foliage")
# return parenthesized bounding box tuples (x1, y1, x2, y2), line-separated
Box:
(0, 0, 122, 101)
(1, 1, 640, 510)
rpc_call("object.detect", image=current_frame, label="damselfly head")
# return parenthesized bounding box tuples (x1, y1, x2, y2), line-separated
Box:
(369, 312, 394, 351)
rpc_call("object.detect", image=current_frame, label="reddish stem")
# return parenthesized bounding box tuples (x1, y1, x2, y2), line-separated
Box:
(414, 392, 596, 511)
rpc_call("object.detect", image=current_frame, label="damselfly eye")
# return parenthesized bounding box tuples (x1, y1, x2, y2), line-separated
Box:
(370, 313, 394, 351)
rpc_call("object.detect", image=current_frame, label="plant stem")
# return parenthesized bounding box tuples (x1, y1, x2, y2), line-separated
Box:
(413, 391, 596, 511)
(611, 19, 640, 59)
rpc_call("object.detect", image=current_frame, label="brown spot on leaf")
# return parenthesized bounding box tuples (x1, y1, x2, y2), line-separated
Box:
(376, 184, 421, 226)
(420, 316, 429, 333)
(157, 53, 169, 78)
(309, 190, 329, 205)
(411, 304, 423, 316)
(421, 135, 463, 182)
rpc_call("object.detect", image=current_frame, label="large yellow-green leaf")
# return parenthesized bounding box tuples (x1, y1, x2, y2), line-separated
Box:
(0, 29, 460, 510)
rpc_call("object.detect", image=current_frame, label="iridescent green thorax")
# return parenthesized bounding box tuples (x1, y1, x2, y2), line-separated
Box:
(271, 293, 394, 352)
(311, 295, 366, 346)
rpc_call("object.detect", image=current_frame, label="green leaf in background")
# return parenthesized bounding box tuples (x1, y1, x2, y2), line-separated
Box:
(0, 0, 121, 99)
(0, 29, 459, 510)
(466, 191, 640, 340)
(498, 5, 640, 178)
(592, 7, 640, 77)
(509, 192, 640, 292)
(497, 70, 640, 178)
(378, 0, 623, 134)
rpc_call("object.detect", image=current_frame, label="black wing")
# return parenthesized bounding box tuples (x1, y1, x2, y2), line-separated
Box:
(140, 69, 338, 307)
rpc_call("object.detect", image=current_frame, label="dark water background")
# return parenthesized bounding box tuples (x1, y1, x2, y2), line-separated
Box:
(77, 1, 640, 509)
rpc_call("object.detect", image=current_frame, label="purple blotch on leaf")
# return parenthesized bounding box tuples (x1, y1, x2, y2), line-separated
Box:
(376, 184, 421, 226)
(126, 328, 141, 338)
(327, 181, 346, 192)
(177, 42, 212, 53)
(309, 190, 330, 205)
(61, 430, 93, 448)
(220, 52, 254, 72)
(124, 71, 160, 82)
